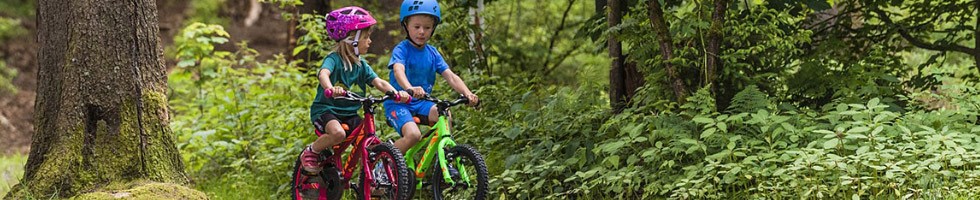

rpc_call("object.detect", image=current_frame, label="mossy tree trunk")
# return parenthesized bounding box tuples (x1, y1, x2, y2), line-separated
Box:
(5, 0, 187, 198)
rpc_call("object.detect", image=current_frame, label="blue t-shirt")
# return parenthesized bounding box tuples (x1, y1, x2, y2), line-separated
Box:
(387, 40, 449, 94)
(310, 53, 378, 122)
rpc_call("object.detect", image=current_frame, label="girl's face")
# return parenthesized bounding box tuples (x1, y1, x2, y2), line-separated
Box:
(405, 15, 436, 46)
(357, 32, 372, 53)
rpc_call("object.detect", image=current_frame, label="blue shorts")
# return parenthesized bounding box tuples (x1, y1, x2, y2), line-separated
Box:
(383, 99, 436, 136)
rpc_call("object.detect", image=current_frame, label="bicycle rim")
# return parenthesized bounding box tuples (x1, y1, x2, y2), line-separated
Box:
(429, 145, 489, 200)
(358, 143, 410, 200)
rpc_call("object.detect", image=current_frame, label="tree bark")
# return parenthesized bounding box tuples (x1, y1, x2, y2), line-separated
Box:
(608, 0, 627, 112)
(706, 0, 728, 90)
(624, 57, 645, 101)
(648, 0, 689, 103)
(6, 0, 187, 198)
(470, 0, 489, 74)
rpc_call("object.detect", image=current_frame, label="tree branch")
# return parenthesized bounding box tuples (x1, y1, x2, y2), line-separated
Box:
(542, 46, 582, 76)
(872, 9, 974, 54)
(542, 0, 577, 73)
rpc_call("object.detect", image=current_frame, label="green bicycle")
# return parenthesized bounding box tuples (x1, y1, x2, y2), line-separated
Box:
(403, 94, 488, 200)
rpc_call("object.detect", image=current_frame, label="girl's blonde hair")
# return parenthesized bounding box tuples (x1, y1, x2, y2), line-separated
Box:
(334, 28, 373, 71)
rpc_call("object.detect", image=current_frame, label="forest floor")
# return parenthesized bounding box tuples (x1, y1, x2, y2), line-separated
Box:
(0, 0, 289, 156)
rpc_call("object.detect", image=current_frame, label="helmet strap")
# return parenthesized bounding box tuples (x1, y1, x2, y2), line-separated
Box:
(346, 30, 363, 56)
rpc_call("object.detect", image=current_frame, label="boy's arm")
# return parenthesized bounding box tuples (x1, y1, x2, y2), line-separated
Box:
(440, 69, 479, 106)
(392, 63, 426, 97)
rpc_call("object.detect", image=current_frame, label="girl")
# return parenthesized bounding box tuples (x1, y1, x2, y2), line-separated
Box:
(301, 6, 410, 174)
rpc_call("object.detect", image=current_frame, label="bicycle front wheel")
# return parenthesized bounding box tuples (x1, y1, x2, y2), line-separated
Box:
(358, 142, 411, 200)
(429, 144, 489, 200)
(291, 153, 343, 200)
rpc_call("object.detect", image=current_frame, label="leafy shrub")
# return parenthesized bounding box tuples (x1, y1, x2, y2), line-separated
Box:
(0, 17, 24, 95)
(0, 61, 16, 95)
(170, 23, 314, 198)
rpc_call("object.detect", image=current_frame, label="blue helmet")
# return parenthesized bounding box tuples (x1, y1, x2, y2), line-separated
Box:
(399, 0, 441, 24)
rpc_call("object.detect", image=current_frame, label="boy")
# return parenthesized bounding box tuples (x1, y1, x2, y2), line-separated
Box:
(384, 0, 479, 153)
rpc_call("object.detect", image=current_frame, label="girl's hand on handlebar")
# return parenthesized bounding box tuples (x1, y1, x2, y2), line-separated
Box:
(396, 91, 411, 103)
(326, 86, 346, 98)
(464, 92, 479, 107)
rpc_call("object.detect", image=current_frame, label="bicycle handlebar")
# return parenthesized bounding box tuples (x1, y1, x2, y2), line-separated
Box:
(406, 90, 473, 108)
(333, 91, 397, 103)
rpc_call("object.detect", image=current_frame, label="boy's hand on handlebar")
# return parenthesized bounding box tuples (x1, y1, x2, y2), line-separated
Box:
(464, 92, 479, 107)
(408, 87, 426, 98)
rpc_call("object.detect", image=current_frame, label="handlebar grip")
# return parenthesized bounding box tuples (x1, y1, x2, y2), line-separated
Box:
(390, 91, 412, 103)
(326, 89, 349, 98)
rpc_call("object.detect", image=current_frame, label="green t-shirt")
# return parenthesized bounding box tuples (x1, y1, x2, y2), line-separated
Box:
(309, 53, 379, 122)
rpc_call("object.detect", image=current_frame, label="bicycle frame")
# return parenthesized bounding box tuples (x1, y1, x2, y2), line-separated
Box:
(322, 94, 396, 198)
(404, 97, 473, 190)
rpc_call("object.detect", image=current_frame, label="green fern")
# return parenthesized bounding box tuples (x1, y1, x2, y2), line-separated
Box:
(681, 85, 716, 116)
(727, 85, 770, 113)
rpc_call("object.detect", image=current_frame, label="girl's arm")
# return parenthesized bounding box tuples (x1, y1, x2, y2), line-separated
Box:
(370, 77, 395, 92)
(392, 63, 426, 97)
(319, 69, 344, 97)
(371, 77, 410, 103)
(440, 69, 479, 106)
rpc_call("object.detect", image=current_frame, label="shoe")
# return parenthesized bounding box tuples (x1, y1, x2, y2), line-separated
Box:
(301, 146, 323, 175)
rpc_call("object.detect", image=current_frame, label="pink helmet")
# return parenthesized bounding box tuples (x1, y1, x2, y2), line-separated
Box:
(325, 6, 377, 41)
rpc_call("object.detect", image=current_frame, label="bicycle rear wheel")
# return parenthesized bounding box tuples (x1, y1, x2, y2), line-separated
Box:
(356, 142, 411, 200)
(429, 144, 488, 200)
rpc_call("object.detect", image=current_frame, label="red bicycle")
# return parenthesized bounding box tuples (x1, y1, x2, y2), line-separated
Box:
(292, 91, 411, 200)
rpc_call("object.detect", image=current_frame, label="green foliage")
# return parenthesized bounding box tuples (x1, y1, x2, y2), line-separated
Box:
(0, 0, 34, 17)
(0, 61, 16, 95)
(0, 17, 26, 43)
(194, 173, 277, 200)
(726, 85, 769, 113)
(435, 0, 606, 85)
(0, 154, 27, 197)
(0, 17, 24, 95)
(175, 23, 231, 70)
(170, 23, 313, 199)
(166, 0, 980, 199)
(482, 80, 980, 199)
(187, 0, 230, 26)
(291, 12, 332, 67)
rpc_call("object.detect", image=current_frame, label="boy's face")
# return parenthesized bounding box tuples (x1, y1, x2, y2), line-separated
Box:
(405, 15, 436, 45)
